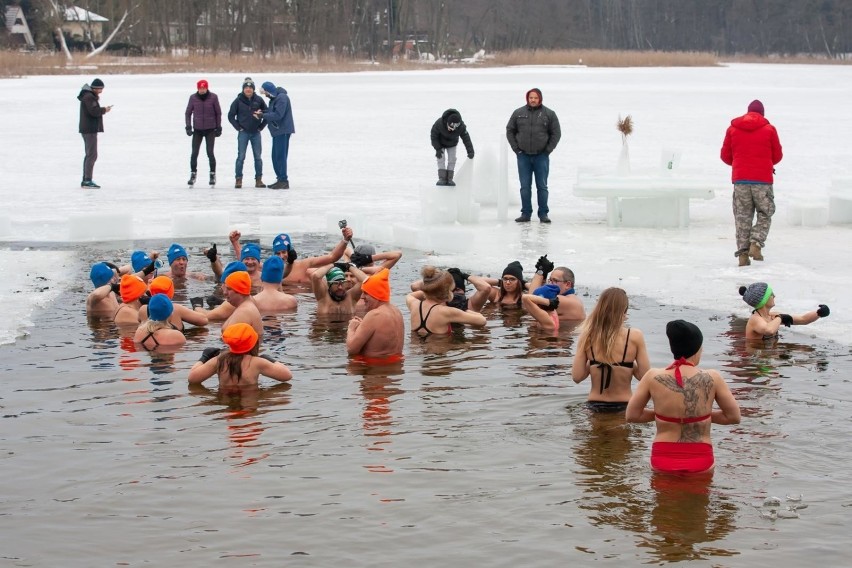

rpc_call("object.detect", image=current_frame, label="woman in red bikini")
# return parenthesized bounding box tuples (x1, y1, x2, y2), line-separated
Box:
(626, 320, 740, 475)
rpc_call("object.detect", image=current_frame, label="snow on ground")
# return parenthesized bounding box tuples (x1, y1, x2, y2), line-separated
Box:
(0, 63, 849, 345)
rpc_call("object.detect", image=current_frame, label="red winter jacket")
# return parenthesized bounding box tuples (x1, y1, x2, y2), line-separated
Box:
(720, 112, 783, 184)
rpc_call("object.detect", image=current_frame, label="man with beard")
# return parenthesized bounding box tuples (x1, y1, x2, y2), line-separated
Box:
(311, 264, 367, 316)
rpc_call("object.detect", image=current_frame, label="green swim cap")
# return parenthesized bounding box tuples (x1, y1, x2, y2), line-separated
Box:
(326, 267, 345, 283)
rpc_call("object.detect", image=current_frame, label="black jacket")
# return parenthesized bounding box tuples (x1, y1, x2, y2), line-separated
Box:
(506, 104, 561, 155)
(431, 108, 474, 156)
(78, 85, 105, 134)
(227, 92, 268, 133)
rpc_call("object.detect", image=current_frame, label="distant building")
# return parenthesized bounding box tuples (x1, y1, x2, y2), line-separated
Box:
(4, 6, 35, 49)
(63, 5, 108, 43)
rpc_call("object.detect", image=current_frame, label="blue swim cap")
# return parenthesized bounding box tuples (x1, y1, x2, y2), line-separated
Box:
(261, 256, 285, 283)
(240, 242, 261, 261)
(131, 250, 151, 272)
(167, 243, 188, 265)
(533, 284, 561, 299)
(147, 293, 174, 321)
(90, 262, 114, 288)
(220, 260, 248, 283)
(272, 233, 291, 253)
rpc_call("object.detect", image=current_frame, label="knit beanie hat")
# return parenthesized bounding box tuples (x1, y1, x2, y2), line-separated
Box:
(739, 282, 773, 309)
(326, 267, 346, 283)
(240, 243, 261, 261)
(222, 323, 258, 354)
(261, 256, 285, 283)
(533, 283, 561, 299)
(90, 262, 114, 288)
(242, 78, 255, 90)
(220, 261, 248, 283)
(354, 244, 376, 256)
(747, 99, 764, 116)
(361, 268, 390, 302)
(91, 78, 104, 88)
(120, 274, 147, 303)
(666, 320, 703, 359)
(197, 79, 208, 90)
(261, 81, 277, 96)
(167, 243, 188, 265)
(149, 275, 174, 299)
(272, 233, 292, 253)
(225, 271, 252, 295)
(131, 251, 152, 272)
(447, 112, 461, 127)
(526, 88, 543, 104)
(502, 261, 524, 282)
(147, 294, 174, 322)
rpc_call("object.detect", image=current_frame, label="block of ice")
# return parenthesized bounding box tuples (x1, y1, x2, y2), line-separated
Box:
(660, 148, 682, 172)
(259, 216, 309, 235)
(801, 205, 828, 227)
(620, 197, 681, 228)
(392, 224, 421, 249)
(420, 187, 457, 225)
(0, 216, 9, 238)
(69, 213, 134, 241)
(829, 196, 852, 224)
(786, 204, 803, 226)
(425, 226, 475, 253)
(171, 211, 230, 238)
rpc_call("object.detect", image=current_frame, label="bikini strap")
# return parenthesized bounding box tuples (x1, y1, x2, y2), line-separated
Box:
(621, 328, 631, 361)
(666, 357, 695, 388)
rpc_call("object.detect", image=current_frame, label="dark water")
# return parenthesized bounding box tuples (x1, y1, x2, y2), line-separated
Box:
(1, 237, 851, 567)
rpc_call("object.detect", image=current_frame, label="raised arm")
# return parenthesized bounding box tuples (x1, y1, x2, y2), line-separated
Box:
(304, 227, 353, 267)
(311, 264, 332, 301)
(229, 230, 242, 260)
(188, 348, 221, 384)
(467, 275, 494, 313)
(256, 355, 293, 382)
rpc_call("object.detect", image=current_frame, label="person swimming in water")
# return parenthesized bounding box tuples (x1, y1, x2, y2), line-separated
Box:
(133, 294, 186, 351)
(139, 275, 208, 331)
(572, 287, 650, 413)
(739, 282, 830, 341)
(626, 320, 741, 475)
(406, 266, 486, 337)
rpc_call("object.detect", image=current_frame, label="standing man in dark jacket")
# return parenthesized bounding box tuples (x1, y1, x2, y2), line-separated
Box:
(227, 77, 268, 188)
(506, 88, 561, 223)
(258, 81, 295, 190)
(185, 79, 222, 187)
(431, 108, 474, 187)
(721, 99, 783, 266)
(78, 78, 112, 188)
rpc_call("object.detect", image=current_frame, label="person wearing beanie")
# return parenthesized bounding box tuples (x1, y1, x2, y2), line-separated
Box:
(409, 266, 491, 313)
(86, 262, 120, 317)
(506, 87, 562, 223)
(188, 322, 293, 387)
(234, 241, 263, 287)
(346, 268, 404, 359)
(113, 274, 148, 325)
(139, 275, 209, 331)
(257, 80, 295, 189)
(134, 294, 186, 350)
(185, 79, 222, 187)
(626, 320, 741, 475)
(739, 283, 830, 340)
(721, 99, 783, 266)
(431, 108, 475, 187)
(77, 78, 113, 188)
(254, 256, 298, 312)
(522, 258, 585, 329)
(227, 76, 268, 188)
(159, 242, 223, 282)
(311, 263, 368, 316)
(406, 266, 486, 337)
(220, 271, 263, 338)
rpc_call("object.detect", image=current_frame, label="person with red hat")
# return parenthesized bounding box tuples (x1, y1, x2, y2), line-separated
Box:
(185, 79, 222, 187)
(721, 99, 783, 266)
(188, 323, 292, 387)
(346, 268, 404, 359)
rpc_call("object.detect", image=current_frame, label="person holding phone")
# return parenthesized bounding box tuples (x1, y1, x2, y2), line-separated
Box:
(77, 78, 113, 188)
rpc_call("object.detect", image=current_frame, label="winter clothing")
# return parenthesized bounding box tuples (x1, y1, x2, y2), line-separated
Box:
(431, 108, 474, 157)
(261, 85, 295, 185)
(720, 110, 782, 184)
(733, 183, 775, 255)
(185, 91, 221, 132)
(227, 93, 267, 133)
(78, 84, 108, 183)
(91, 78, 104, 88)
(747, 99, 764, 115)
(666, 320, 703, 359)
(740, 282, 772, 309)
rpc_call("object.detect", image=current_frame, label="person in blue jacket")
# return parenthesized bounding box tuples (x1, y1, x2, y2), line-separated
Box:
(227, 77, 268, 189)
(258, 81, 295, 190)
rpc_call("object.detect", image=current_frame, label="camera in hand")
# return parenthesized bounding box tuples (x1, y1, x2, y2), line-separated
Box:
(338, 219, 347, 229)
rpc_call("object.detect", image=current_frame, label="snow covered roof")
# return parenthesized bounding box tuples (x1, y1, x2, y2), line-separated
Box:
(64, 6, 108, 23)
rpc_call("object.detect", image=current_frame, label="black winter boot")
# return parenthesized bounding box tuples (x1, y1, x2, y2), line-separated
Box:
(187, 171, 197, 186)
(446, 170, 456, 186)
(436, 169, 448, 186)
(209, 172, 216, 186)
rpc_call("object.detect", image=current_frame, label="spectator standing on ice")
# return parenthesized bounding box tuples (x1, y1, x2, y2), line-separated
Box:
(431, 108, 474, 187)
(78, 78, 112, 188)
(227, 77, 267, 188)
(506, 88, 561, 224)
(258, 81, 295, 190)
(720, 99, 783, 266)
(185, 79, 222, 187)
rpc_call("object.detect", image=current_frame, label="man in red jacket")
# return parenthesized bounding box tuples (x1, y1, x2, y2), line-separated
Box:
(721, 99, 783, 266)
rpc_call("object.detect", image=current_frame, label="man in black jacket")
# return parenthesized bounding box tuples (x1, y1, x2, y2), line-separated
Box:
(506, 88, 561, 223)
(431, 108, 474, 186)
(227, 78, 268, 188)
(78, 78, 112, 188)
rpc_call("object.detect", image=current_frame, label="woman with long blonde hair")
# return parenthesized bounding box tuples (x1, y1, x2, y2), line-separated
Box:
(571, 287, 649, 412)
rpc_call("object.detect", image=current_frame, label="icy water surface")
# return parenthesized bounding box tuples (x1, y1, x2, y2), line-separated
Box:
(1, 237, 851, 567)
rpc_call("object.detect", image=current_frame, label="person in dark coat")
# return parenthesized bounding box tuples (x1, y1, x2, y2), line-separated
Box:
(430, 108, 474, 187)
(227, 77, 268, 188)
(185, 79, 222, 186)
(258, 81, 295, 190)
(77, 78, 112, 188)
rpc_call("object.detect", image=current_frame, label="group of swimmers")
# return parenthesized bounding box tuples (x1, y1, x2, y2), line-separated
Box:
(84, 223, 831, 475)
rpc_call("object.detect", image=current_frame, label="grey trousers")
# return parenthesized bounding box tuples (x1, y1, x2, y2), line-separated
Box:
(436, 145, 457, 171)
(82, 133, 98, 181)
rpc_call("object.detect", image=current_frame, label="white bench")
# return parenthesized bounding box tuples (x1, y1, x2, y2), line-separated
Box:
(573, 172, 718, 228)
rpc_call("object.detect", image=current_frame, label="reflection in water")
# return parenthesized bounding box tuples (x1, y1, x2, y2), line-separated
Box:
(348, 361, 405, 474)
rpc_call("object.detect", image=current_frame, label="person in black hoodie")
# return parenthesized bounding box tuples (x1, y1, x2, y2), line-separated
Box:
(78, 78, 112, 188)
(227, 78, 268, 188)
(430, 108, 474, 186)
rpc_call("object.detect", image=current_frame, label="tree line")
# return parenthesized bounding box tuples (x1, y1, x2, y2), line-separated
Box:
(5, 0, 851, 59)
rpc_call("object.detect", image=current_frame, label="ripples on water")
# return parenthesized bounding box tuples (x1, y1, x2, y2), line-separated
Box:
(1, 238, 851, 566)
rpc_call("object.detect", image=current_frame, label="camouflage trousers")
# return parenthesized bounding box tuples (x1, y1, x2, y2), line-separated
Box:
(732, 183, 775, 256)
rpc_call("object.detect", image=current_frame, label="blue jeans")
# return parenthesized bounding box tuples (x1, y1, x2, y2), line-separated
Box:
(271, 133, 291, 182)
(235, 131, 263, 178)
(517, 152, 550, 218)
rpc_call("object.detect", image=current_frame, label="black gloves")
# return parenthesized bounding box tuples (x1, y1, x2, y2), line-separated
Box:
(110, 282, 120, 294)
(206, 295, 225, 308)
(287, 249, 298, 264)
(138, 293, 151, 306)
(214, 127, 222, 137)
(817, 304, 830, 318)
(104, 261, 120, 272)
(350, 252, 373, 268)
(542, 297, 560, 311)
(142, 260, 157, 276)
(190, 297, 204, 309)
(435, 149, 443, 159)
(199, 347, 221, 363)
(205, 243, 218, 263)
(535, 254, 554, 277)
(334, 262, 351, 272)
(467, 151, 474, 159)
(447, 268, 469, 292)
(778, 314, 794, 327)
(185, 126, 193, 136)
(259, 354, 276, 363)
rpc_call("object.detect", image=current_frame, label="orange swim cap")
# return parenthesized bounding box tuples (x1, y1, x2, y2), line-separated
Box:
(120, 274, 147, 303)
(361, 268, 390, 302)
(222, 323, 258, 354)
(225, 271, 252, 295)
(149, 275, 175, 299)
